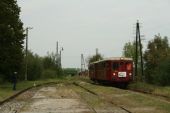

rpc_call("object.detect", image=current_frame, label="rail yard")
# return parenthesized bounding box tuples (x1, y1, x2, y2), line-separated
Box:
(0, 77, 170, 113)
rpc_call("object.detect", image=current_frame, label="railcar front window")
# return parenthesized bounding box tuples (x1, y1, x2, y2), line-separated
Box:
(113, 62, 119, 71)
(119, 62, 125, 70)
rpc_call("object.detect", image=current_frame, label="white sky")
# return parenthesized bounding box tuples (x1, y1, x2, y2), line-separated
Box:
(17, 0, 170, 68)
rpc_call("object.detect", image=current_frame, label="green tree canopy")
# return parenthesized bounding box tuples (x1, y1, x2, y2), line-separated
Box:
(144, 34, 170, 84)
(0, 0, 25, 81)
(122, 41, 135, 59)
(87, 53, 104, 65)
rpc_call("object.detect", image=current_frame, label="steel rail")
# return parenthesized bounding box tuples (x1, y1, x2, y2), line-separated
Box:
(0, 82, 59, 106)
(73, 82, 132, 113)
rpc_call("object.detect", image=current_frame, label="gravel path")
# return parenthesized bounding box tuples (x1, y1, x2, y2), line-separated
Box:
(0, 88, 37, 113)
(0, 83, 131, 113)
(20, 84, 92, 113)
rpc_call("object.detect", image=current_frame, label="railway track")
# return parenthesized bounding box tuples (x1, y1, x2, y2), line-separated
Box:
(1, 82, 131, 113)
(129, 89, 170, 102)
(88, 80, 170, 103)
(2, 80, 169, 113)
(0, 82, 59, 106)
(73, 82, 132, 113)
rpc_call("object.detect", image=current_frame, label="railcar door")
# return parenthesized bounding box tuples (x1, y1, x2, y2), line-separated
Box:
(89, 64, 95, 80)
(96, 62, 106, 80)
(111, 61, 119, 81)
(105, 61, 112, 81)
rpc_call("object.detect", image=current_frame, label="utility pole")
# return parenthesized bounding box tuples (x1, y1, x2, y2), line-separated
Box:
(96, 48, 98, 61)
(59, 47, 64, 68)
(135, 21, 144, 80)
(56, 41, 59, 67)
(135, 21, 139, 78)
(81, 54, 86, 73)
(96, 48, 98, 56)
(56, 41, 58, 57)
(138, 23, 144, 79)
(25, 27, 33, 81)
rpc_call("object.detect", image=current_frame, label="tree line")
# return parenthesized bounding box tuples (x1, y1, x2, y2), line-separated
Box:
(0, 0, 79, 83)
(123, 34, 170, 86)
(0, 0, 25, 82)
(1, 0, 170, 86)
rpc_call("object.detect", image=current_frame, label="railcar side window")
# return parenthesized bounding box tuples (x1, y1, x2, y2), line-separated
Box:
(113, 62, 119, 70)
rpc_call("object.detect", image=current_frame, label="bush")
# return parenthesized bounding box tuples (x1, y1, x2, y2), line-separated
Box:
(27, 53, 43, 80)
(41, 69, 57, 79)
(63, 68, 78, 76)
(154, 58, 170, 86)
(0, 75, 3, 83)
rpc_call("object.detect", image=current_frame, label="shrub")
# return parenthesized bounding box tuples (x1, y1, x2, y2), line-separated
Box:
(154, 58, 170, 86)
(41, 69, 57, 79)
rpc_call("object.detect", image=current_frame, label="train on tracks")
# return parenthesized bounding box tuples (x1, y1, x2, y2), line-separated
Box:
(89, 57, 133, 86)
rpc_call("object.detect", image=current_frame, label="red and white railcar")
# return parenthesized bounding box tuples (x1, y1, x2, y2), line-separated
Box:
(89, 57, 133, 84)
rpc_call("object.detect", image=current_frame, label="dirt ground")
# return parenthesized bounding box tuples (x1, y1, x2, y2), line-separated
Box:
(20, 84, 91, 113)
(19, 84, 127, 113)
(1, 80, 169, 113)
(0, 83, 125, 113)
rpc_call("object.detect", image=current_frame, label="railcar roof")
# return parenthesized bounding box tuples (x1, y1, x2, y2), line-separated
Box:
(90, 57, 133, 65)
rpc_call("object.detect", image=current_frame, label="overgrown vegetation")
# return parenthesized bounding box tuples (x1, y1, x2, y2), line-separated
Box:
(21, 50, 65, 81)
(144, 35, 170, 85)
(0, 0, 25, 82)
(87, 53, 104, 66)
(63, 68, 79, 76)
(128, 82, 170, 98)
(0, 0, 66, 83)
(123, 34, 170, 86)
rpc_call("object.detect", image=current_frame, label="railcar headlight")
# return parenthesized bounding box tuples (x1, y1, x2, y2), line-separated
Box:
(113, 73, 116, 76)
(129, 73, 132, 76)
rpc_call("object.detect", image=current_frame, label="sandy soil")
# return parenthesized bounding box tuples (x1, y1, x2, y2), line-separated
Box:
(20, 84, 92, 113)
(0, 83, 130, 113)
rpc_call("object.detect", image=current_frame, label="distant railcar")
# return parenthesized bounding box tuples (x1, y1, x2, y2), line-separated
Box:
(89, 57, 133, 85)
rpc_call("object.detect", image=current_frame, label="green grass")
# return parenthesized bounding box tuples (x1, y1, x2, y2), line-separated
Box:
(0, 75, 84, 102)
(128, 82, 170, 98)
(75, 79, 170, 113)
(0, 77, 69, 102)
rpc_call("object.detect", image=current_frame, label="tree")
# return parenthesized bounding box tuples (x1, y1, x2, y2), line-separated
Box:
(144, 34, 170, 83)
(27, 51, 43, 80)
(43, 52, 56, 70)
(42, 52, 63, 78)
(122, 41, 135, 59)
(154, 57, 170, 86)
(87, 53, 104, 65)
(123, 41, 143, 79)
(63, 68, 79, 76)
(0, 0, 25, 81)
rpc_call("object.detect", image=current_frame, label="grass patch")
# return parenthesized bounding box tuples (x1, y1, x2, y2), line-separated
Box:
(128, 82, 155, 92)
(0, 75, 85, 102)
(75, 78, 170, 113)
(128, 82, 170, 98)
(0, 77, 69, 102)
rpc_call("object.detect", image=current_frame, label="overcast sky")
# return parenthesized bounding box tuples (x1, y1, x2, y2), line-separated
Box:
(17, 0, 170, 68)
